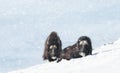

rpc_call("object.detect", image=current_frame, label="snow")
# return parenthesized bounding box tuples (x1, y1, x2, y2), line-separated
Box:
(8, 39, 120, 73)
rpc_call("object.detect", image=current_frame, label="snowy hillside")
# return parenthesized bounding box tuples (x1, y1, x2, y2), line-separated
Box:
(9, 39, 120, 73)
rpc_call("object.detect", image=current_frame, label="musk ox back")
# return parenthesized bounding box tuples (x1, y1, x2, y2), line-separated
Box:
(57, 44, 81, 62)
(43, 31, 62, 62)
(62, 44, 81, 59)
(77, 36, 92, 57)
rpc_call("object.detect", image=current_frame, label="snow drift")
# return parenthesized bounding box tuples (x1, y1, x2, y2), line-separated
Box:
(9, 39, 120, 73)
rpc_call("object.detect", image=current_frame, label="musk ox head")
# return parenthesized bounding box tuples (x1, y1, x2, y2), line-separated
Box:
(48, 45, 58, 59)
(43, 31, 62, 62)
(77, 36, 92, 57)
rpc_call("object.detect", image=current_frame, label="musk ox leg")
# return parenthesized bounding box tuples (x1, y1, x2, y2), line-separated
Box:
(89, 49, 92, 55)
(57, 58, 62, 63)
(90, 47, 92, 55)
(87, 46, 92, 55)
(57, 54, 63, 63)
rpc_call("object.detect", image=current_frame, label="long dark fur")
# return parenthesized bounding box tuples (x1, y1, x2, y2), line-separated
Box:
(43, 31, 62, 62)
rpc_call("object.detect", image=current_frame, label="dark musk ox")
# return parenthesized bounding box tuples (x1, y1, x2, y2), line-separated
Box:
(43, 31, 62, 62)
(57, 36, 92, 62)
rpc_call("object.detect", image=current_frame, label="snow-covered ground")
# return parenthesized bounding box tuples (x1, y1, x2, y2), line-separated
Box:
(9, 39, 120, 73)
(0, 0, 120, 73)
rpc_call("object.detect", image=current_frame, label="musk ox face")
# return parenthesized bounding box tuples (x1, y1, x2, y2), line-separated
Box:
(43, 31, 62, 62)
(48, 45, 58, 59)
(77, 36, 92, 57)
(77, 40, 88, 57)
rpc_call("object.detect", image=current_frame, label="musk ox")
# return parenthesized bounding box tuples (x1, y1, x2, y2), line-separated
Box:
(43, 31, 62, 62)
(57, 36, 92, 62)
